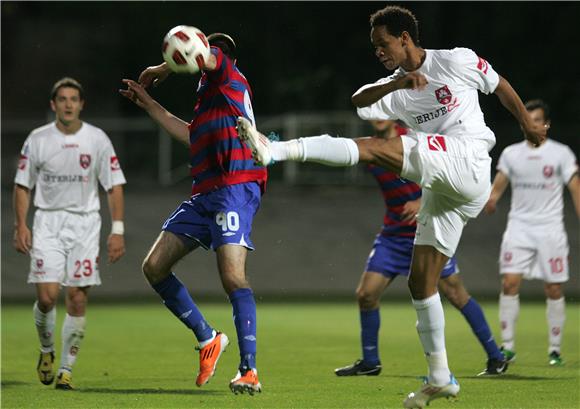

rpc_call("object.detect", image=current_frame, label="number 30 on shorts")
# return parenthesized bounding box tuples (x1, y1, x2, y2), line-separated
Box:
(215, 211, 240, 233)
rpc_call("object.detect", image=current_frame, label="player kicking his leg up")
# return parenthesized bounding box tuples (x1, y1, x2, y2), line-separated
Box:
(485, 99, 579, 367)
(237, 6, 546, 407)
(120, 33, 264, 395)
(333, 120, 507, 379)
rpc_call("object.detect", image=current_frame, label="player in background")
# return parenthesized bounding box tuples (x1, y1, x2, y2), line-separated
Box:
(236, 5, 546, 407)
(484, 99, 579, 366)
(120, 33, 265, 395)
(334, 120, 507, 378)
(13, 77, 126, 390)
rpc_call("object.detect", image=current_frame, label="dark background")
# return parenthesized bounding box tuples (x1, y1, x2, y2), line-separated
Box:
(2, 2, 579, 131)
(2, 2, 578, 300)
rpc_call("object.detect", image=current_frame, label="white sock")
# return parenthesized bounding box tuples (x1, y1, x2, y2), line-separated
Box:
(546, 297, 565, 354)
(499, 293, 519, 351)
(33, 302, 56, 353)
(60, 314, 86, 371)
(271, 140, 303, 162)
(198, 329, 217, 348)
(412, 293, 450, 386)
(271, 135, 359, 166)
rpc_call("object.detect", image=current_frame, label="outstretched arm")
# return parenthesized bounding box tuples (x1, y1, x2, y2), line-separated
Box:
(494, 76, 547, 146)
(119, 79, 189, 145)
(484, 171, 510, 214)
(352, 72, 427, 108)
(139, 53, 219, 88)
(567, 173, 580, 219)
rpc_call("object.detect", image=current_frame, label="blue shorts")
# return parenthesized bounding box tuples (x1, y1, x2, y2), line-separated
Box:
(365, 234, 457, 278)
(162, 182, 261, 251)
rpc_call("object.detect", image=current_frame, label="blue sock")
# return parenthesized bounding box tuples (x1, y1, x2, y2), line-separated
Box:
(152, 273, 213, 343)
(229, 288, 257, 370)
(460, 298, 504, 361)
(360, 309, 381, 365)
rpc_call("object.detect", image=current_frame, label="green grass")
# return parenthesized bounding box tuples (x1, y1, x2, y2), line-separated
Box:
(2, 302, 579, 408)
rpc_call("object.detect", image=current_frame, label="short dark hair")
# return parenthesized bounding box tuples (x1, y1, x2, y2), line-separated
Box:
(370, 5, 420, 45)
(51, 77, 84, 101)
(525, 99, 550, 122)
(208, 32, 236, 60)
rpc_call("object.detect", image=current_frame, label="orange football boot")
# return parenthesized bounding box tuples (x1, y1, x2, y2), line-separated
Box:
(229, 368, 262, 395)
(195, 331, 229, 387)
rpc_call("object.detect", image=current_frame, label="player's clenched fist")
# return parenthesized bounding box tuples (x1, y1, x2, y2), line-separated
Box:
(396, 72, 428, 91)
(523, 122, 548, 147)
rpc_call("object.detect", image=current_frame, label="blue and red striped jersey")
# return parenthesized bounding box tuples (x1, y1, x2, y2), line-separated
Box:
(188, 46, 267, 195)
(367, 126, 421, 237)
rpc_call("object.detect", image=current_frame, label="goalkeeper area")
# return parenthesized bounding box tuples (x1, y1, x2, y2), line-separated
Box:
(2, 301, 578, 408)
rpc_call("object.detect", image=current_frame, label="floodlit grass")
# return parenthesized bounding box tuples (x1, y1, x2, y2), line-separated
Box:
(2, 301, 578, 408)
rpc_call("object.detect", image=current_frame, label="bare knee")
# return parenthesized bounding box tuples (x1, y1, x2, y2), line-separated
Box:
(502, 275, 521, 296)
(220, 272, 249, 295)
(142, 232, 191, 285)
(356, 287, 380, 310)
(37, 294, 58, 312)
(66, 287, 89, 316)
(142, 253, 170, 285)
(544, 283, 563, 300)
(439, 275, 470, 309)
(217, 245, 249, 295)
(36, 285, 59, 312)
(408, 274, 438, 300)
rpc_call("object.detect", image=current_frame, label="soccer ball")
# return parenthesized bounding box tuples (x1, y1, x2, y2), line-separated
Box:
(162, 25, 211, 74)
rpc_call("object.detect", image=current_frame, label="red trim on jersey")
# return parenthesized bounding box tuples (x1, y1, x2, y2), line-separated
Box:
(382, 183, 421, 200)
(375, 172, 400, 183)
(189, 126, 238, 155)
(189, 148, 254, 176)
(381, 231, 416, 238)
(191, 170, 267, 196)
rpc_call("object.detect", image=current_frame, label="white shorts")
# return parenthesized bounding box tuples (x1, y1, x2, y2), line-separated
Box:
(28, 210, 102, 287)
(499, 226, 569, 283)
(401, 132, 492, 257)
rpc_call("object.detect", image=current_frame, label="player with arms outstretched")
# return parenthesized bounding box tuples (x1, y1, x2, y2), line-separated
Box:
(485, 99, 579, 367)
(237, 6, 546, 407)
(13, 77, 126, 390)
(334, 120, 507, 379)
(120, 33, 265, 394)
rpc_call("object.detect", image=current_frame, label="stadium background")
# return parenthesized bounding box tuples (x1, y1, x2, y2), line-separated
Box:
(2, 2, 579, 301)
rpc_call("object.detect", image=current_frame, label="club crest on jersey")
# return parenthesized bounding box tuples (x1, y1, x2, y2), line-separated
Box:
(435, 85, 452, 105)
(543, 165, 554, 178)
(79, 154, 91, 169)
(110, 156, 120, 171)
(18, 154, 28, 170)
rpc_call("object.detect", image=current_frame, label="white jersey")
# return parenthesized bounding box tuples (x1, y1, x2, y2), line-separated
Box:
(357, 48, 500, 149)
(497, 139, 578, 228)
(14, 121, 126, 213)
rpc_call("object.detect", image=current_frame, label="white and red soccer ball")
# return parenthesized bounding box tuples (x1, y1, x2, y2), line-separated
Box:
(162, 25, 211, 74)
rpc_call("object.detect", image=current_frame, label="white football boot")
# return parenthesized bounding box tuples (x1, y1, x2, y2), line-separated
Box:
(236, 117, 273, 166)
(403, 374, 460, 408)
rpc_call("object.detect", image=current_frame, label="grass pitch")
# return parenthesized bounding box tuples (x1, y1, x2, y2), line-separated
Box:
(2, 301, 578, 408)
